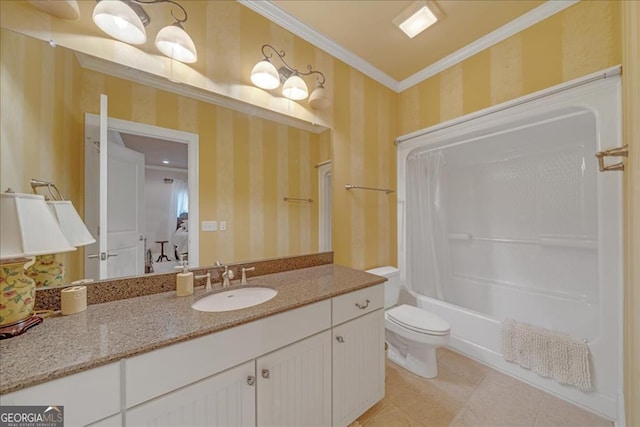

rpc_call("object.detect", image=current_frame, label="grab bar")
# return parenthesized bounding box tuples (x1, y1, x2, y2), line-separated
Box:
(345, 184, 394, 194)
(595, 145, 628, 172)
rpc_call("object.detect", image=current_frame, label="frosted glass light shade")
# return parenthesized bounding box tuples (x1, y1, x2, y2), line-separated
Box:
(93, 0, 146, 45)
(0, 193, 76, 260)
(282, 75, 309, 100)
(155, 23, 198, 63)
(47, 201, 96, 247)
(251, 60, 280, 90)
(309, 85, 331, 110)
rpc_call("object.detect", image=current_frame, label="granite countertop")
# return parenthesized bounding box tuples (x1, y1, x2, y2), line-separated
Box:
(0, 264, 385, 395)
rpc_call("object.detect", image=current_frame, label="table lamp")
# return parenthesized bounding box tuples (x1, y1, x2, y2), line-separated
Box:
(0, 190, 76, 338)
(25, 179, 95, 287)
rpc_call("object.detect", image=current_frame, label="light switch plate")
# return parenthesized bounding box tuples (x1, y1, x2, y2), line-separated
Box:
(220, 221, 227, 231)
(202, 221, 218, 232)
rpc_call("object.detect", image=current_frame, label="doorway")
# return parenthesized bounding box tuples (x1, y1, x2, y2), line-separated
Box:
(84, 114, 199, 281)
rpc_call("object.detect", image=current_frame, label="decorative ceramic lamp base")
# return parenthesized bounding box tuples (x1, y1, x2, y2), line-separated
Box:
(0, 260, 38, 336)
(0, 315, 43, 339)
(25, 254, 65, 288)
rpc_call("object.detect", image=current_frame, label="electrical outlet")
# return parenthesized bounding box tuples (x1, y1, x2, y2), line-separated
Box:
(220, 221, 227, 231)
(202, 221, 218, 232)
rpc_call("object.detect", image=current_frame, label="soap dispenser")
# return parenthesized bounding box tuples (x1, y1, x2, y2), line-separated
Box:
(174, 258, 193, 297)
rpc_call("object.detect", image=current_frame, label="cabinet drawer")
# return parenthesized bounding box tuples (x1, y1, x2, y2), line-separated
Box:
(332, 284, 384, 326)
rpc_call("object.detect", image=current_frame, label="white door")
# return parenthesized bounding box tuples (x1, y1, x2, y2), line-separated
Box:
(332, 310, 385, 427)
(106, 143, 145, 279)
(126, 361, 256, 426)
(84, 94, 145, 280)
(256, 330, 332, 427)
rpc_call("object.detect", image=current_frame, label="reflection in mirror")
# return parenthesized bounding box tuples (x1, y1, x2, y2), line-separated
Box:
(0, 28, 332, 286)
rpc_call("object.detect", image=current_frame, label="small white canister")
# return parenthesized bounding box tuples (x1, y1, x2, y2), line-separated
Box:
(61, 285, 87, 315)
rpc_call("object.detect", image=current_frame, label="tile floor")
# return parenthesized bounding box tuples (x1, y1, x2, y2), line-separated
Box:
(356, 348, 612, 427)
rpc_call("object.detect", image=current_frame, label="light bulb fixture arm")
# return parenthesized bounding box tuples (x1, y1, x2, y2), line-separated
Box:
(133, 0, 188, 24)
(260, 44, 325, 86)
(30, 179, 65, 201)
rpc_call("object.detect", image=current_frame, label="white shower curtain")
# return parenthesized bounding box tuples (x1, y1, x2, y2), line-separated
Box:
(405, 150, 450, 300)
(166, 179, 188, 259)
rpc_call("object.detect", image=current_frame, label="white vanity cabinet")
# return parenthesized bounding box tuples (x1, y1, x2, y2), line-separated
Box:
(331, 284, 385, 427)
(125, 361, 256, 426)
(1, 283, 386, 427)
(256, 330, 332, 427)
(0, 362, 121, 427)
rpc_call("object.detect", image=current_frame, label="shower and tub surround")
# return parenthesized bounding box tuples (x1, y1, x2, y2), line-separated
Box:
(0, 264, 387, 426)
(396, 72, 623, 421)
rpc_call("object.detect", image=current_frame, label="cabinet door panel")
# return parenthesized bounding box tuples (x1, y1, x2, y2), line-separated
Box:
(257, 330, 332, 427)
(333, 309, 385, 427)
(126, 361, 255, 427)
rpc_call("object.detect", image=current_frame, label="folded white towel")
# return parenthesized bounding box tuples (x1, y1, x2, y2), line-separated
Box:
(502, 318, 591, 391)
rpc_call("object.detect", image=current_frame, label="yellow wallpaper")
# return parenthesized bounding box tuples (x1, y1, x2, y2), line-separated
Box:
(0, 29, 84, 281)
(76, 66, 324, 268)
(398, 0, 622, 135)
(1, 29, 324, 276)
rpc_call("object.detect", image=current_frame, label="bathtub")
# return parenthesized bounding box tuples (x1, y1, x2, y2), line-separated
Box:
(396, 68, 623, 423)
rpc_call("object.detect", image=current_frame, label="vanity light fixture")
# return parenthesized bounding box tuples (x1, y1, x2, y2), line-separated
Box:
(92, 0, 197, 63)
(0, 190, 77, 338)
(393, 0, 442, 39)
(250, 44, 331, 109)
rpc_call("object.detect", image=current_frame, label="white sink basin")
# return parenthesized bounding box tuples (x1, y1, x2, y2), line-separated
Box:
(192, 287, 277, 312)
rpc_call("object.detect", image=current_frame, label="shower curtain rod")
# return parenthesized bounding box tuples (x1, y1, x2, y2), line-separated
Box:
(395, 65, 622, 145)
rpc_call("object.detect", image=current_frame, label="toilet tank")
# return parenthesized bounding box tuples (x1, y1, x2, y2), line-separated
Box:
(366, 266, 400, 309)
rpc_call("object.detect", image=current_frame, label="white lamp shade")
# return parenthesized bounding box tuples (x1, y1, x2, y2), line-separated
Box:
(282, 75, 309, 100)
(251, 60, 280, 90)
(28, 0, 80, 20)
(47, 201, 96, 247)
(92, 0, 146, 45)
(0, 193, 76, 260)
(308, 85, 331, 110)
(155, 24, 198, 63)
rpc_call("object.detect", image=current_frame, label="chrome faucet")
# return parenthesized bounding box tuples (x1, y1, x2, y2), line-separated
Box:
(195, 272, 212, 291)
(215, 260, 234, 288)
(241, 267, 255, 285)
(222, 266, 234, 288)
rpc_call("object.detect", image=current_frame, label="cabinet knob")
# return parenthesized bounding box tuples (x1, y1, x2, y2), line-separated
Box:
(247, 375, 256, 386)
(355, 299, 370, 310)
(336, 336, 345, 343)
(261, 369, 270, 379)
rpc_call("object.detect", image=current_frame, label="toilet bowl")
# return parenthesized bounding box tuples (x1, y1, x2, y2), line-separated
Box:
(366, 266, 451, 379)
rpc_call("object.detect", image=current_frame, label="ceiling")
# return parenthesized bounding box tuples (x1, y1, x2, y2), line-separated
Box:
(266, 0, 544, 83)
(120, 133, 188, 170)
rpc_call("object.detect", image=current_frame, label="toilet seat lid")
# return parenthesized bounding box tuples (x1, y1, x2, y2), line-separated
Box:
(387, 304, 450, 336)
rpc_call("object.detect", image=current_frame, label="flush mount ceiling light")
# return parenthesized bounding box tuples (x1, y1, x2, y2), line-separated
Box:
(92, 0, 197, 63)
(393, 0, 443, 39)
(250, 44, 331, 110)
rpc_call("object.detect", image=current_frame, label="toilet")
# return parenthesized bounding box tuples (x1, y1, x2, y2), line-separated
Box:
(366, 266, 450, 379)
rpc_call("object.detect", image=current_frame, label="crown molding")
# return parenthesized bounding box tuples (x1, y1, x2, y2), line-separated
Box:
(398, 0, 580, 91)
(240, 0, 579, 94)
(240, 0, 401, 92)
(75, 53, 328, 134)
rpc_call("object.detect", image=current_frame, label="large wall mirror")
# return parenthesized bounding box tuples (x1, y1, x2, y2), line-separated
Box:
(0, 28, 332, 286)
